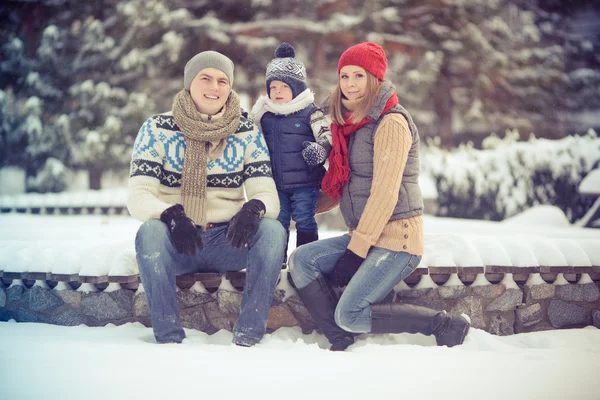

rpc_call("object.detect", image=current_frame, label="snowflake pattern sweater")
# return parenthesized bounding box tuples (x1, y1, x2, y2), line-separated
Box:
(127, 112, 279, 225)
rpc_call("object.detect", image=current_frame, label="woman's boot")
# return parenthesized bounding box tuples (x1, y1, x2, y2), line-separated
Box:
(296, 275, 355, 351)
(370, 303, 470, 347)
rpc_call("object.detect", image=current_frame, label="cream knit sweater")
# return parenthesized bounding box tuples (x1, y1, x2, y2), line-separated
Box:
(346, 113, 424, 258)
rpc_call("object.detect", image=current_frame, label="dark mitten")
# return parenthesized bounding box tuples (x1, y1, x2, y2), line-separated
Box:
(160, 204, 203, 256)
(226, 199, 266, 248)
(302, 141, 329, 166)
(330, 249, 365, 287)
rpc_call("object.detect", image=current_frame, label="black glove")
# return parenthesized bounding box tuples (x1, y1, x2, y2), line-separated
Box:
(330, 249, 365, 287)
(302, 141, 329, 166)
(226, 199, 266, 248)
(160, 204, 203, 256)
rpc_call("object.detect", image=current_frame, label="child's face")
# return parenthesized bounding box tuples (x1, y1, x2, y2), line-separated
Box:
(269, 80, 293, 104)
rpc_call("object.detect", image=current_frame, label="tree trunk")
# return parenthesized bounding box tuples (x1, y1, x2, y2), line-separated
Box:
(88, 167, 103, 190)
(433, 66, 454, 148)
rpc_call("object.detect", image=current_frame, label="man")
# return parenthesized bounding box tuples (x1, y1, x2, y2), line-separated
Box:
(127, 50, 286, 346)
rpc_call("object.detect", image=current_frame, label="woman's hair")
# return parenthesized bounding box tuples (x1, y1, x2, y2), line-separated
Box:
(329, 71, 383, 125)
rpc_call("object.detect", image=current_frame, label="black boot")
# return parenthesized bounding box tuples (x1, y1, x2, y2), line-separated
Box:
(370, 303, 470, 347)
(296, 275, 355, 351)
(296, 230, 319, 248)
(282, 230, 290, 269)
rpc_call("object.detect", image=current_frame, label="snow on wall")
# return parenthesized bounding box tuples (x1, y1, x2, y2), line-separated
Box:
(0, 206, 598, 280)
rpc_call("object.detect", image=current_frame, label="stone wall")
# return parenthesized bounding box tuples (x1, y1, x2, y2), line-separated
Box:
(1, 277, 599, 337)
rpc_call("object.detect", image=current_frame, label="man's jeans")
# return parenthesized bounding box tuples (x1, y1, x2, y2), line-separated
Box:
(135, 218, 286, 345)
(289, 234, 421, 333)
(277, 186, 319, 232)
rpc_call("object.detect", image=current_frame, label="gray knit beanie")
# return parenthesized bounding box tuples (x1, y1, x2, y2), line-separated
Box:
(266, 43, 307, 99)
(184, 51, 234, 90)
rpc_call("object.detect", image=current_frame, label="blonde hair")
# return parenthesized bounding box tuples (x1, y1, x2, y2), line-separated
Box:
(329, 72, 383, 125)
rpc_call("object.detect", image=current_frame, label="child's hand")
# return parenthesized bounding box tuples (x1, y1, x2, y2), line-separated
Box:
(302, 141, 328, 166)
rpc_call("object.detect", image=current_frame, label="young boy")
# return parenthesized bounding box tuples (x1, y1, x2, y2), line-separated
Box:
(250, 42, 332, 266)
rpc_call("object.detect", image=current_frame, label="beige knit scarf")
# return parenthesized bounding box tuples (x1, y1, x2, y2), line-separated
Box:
(172, 89, 241, 226)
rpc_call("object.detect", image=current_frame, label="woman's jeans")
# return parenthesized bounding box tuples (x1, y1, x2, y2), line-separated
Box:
(135, 218, 286, 345)
(289, 234, 421, 333)
(277, 186, 319, 232)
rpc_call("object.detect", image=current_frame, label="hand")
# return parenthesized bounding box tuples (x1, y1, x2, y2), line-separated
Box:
(160, 204, 203, 256)
(302, 141, 328, 166)
(330, 249, 365, 287)
(226, 199, 266, 248)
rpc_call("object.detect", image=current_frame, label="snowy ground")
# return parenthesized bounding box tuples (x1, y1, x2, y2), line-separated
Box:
(1, 208, 599, 399)
(1, 321, 599, 400)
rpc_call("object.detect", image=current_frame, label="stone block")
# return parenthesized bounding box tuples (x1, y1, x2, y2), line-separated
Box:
(488, 312, 515, 336)
(81, 289, 134, 322)
(0, 310, 14, 321)
(452, 296, 485, 330)
(180, 305, 214, 333)
(528, 284, 555, 300)
(177, 290, 214, 309)
(272, 289, 286, 305)
(516, 303, 543, 327)
(49, 310, 88, 326)
(520, 321, 555, 333)
(204, 301, 235, 332)
(396, 288, 436, 300)
(216, 289, 242, 315)
(7, 285, 25, 302)
(593, 310, 600, 329)
(556, 283, 600, 302)
(471, 284, 505, 299)
(548, 300, 588, 328)
(25, 287, 63, 311)
(55, 290, 82, 308)
(5, 308, 40, 323)
(485, 289, 522, 312)
(133, 291, 149, 317)
(438, 286, 466, 299)
(267, 305, 298, 330)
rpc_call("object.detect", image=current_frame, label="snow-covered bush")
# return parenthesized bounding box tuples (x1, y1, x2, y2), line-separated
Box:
(27, 157, 70, 193)
(422, 129, 600, 222)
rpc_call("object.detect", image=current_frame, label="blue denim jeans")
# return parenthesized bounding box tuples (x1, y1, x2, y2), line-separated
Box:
(289, 234, 421, 333)
(135, 218, 286, 345)
(277, 186, 319, 232)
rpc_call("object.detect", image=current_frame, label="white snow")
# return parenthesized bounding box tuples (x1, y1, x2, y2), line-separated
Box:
(0, 194, 599, 400)
(0, 203, 598, 277)
(0, 321, 598, 400)
(579, 168, 600, 195)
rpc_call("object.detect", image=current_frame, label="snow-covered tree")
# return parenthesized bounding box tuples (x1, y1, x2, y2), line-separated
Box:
(366, 0, 570, 147)
(60, 80, 153, 189)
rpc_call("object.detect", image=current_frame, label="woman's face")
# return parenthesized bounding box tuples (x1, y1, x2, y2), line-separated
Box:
(339, 65, 367, 101)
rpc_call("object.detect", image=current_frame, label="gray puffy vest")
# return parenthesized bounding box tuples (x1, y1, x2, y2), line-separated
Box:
(339, 82, 424, 229)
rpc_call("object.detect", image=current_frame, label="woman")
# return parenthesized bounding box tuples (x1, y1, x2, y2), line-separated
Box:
(288, 42, 470, 351)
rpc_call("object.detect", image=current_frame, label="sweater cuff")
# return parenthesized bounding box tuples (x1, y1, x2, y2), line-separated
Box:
(348, 231, 373, 258)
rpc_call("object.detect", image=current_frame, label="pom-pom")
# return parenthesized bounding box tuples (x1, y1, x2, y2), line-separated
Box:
(274, 42, 295, 58)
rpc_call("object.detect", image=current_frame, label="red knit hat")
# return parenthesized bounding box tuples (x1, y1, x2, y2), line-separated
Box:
(337, 42, 387, 81)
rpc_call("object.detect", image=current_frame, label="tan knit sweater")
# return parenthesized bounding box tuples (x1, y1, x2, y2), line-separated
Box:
(346, 113, 424, 258)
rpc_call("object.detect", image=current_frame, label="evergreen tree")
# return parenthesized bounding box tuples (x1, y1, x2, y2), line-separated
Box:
(367, 0, 570, 147)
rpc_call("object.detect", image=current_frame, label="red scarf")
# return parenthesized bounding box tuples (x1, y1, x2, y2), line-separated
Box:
(322, 92, 399, 200)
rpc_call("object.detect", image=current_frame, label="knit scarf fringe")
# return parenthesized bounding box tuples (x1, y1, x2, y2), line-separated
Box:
(172, 89, 241, 226)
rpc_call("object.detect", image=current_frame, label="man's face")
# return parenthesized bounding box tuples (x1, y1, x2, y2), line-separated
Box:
(189, 68, 231, 115)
